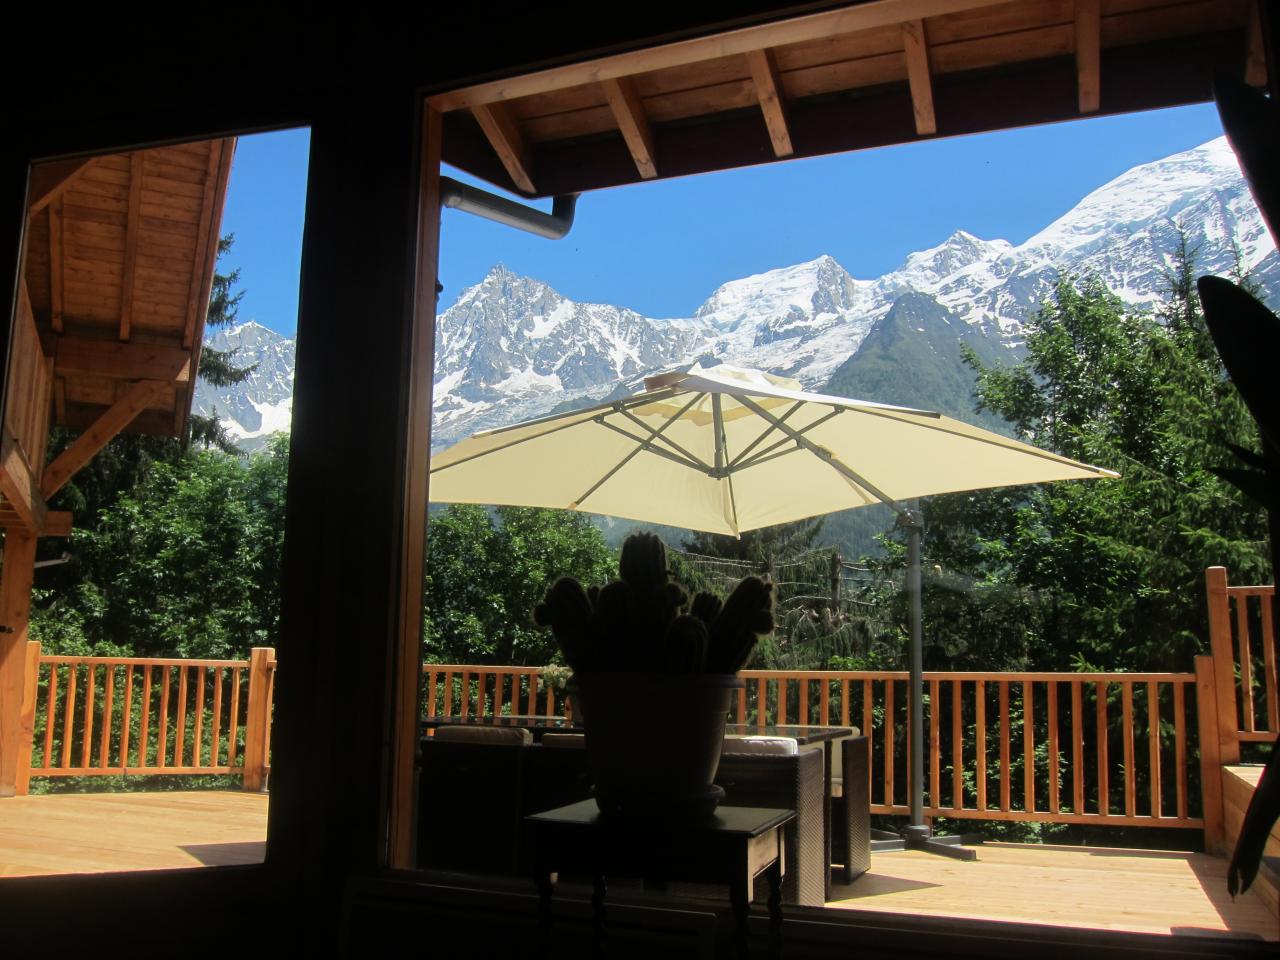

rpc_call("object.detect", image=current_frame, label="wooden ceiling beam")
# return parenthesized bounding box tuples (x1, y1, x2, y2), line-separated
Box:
(42, 379, 167, 499)
(183, 140, 232, 351)
(1075, 0, 1101, 114)
(54, 336, 191, 383)
(602, 77, 659, 178)
(119, 152, 144, 342)
(0, 427, 47, 533)
(1245, 0, 1267, 88)
(901, 19, 937, 136)
(746, 49, 793, 157)
(471, 103, 537, 194)
(48, 200, 64, 334)
(27, 158, 93, 216)
(429, 0, 1019, 112)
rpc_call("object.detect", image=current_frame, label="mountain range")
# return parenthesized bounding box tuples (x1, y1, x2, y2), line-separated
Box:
(195, 136, 1278, 453)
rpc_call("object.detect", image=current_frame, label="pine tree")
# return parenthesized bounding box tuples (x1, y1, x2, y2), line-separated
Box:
(188, 235, 257, 453)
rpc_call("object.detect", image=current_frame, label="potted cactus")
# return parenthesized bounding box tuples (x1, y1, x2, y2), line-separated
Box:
(533, 532, 774, 819)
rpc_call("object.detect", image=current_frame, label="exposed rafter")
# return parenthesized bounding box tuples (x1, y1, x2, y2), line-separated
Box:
(746, 48, 794, 157)
(26, 158, 92, 215)
(48, 198, 64, 334)
(901, 19, 936, 136)
(1075, 0, 1101, 114)
(119, 152, 144, 342)
(54, 337, 191, 383)
(602, 77, 658, 179)
(471, 102, 537, 194)
(183, 140, 231, 351)
(42, 380, 167, 499)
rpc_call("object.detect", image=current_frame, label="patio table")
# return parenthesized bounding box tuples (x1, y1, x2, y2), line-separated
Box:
(421, 714, 574, 741)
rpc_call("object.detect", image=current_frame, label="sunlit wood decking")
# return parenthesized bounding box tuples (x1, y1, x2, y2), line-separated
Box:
(0, 790, 267, 876)
(830, 842, 1278, 941)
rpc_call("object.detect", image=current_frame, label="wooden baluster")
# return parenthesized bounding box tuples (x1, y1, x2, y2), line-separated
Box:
(81, 664, 96, 769)
(756, 676, 767, 728)
(211, 667, 223, 767)
(228, 666, 242, 768)
(951, 679, 963, 811)
(459, 671, 470, 718)
(1237, 595, 1256, 731)
(737, 685, 747, 724)
(884, 679, 895, 807)
(841, 678, 851, 726)
(1147, 680, 1162, 818)
(1122, 681, 1136, 818)
(975, 680, 987, 811)
(242, 649, 272, 791)
(140, 666, 154, 768)
(1096, 680, 1108, 815)
(193, 667, 206, 767)
(523, 671, 535, 716)
(820, 676, 830, 725)
(121, 666, 134, 769)
(929, 678, 940, 809)
(158, 666, 171, 768)
(1047, 680, 1059, 814)
(862, 679, 872, 741)
(1206, 567, 1240, 764)
(175, 665, 189, 767)
(778, 677, 788, 727)
(42, 664, 58, 771)
(425, 669, 438, 718)
(1174, 680, 1187, 820)
(62, 664, 78, 769)
(98, 664, 114, 768)
(1262, 593, 1278, 732)
(999, 681, 1010, 812)
(1022, 680, 1034, 813)
(1072, 681, 1084, 815)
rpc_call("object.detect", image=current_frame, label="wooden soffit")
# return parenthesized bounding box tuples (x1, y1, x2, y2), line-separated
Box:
(430, 0, 1266, 198)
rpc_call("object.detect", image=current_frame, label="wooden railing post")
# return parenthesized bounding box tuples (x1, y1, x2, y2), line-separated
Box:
(242, 647, 273, 792)
(1195, 654, 1226, 853)
(1206, 566, 1241, 766)
(14, 641, 40, 795)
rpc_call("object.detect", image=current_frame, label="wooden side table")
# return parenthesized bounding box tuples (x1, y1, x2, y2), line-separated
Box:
(527, 800, 794, 959)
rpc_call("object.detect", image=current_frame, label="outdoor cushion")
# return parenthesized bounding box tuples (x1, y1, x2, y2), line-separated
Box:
(539, 733, 586, 748)
(722, 735, 798, 756)
(433, 725, 533, 745)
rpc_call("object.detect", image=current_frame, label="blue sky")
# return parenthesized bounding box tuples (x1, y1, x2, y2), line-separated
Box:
(220, 103, 1226, 337)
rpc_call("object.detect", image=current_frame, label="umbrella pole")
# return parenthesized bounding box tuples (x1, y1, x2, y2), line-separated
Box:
(869, 503, 983, 861)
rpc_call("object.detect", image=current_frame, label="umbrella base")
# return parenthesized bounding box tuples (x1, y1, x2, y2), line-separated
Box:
(870, 825, 983, 861)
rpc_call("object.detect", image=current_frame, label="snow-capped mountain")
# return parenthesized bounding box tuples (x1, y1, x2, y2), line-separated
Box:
(194, 321, 294, 451)
(195, 136, 1278, 450)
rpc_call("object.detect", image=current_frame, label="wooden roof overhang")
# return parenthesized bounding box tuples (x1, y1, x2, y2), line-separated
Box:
(432, 0, 1268, 199)
(1, 139, 235, 533)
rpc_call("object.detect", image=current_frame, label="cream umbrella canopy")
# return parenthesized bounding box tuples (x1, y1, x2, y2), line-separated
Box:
(429, 363, 1115, 534)
(429, 363, 1117, 858)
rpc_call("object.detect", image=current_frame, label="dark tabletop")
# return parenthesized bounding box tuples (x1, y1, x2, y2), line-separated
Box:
(527, 798, 795, 837)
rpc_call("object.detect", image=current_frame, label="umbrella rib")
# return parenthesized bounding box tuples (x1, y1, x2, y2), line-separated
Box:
(614, 407, 713, 471)
(571, 392, 707, 508)
(736, 394, 900, 511)
(725, 401, 804, 469)
(733, 408, 844, 471)
(597, 419, 712, 473)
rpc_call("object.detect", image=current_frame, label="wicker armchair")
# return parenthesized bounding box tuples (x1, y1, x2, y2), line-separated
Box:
(831, 735, 871, 883)
(716, 746, 826, 906)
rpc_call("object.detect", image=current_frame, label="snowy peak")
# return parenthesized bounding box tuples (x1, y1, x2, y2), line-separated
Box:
(891, 230, 1013, 288)
(693, 255, 866, 331)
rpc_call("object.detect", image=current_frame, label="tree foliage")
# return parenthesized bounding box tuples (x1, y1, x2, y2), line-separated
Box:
(865, 255, 1270, 673)
(423, 505, 616, 665)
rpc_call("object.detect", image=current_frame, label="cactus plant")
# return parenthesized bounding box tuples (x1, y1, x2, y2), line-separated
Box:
(534, 531, 774, 676)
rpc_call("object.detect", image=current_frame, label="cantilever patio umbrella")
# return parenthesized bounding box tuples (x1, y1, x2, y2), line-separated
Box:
(429, 363, 1117, 857)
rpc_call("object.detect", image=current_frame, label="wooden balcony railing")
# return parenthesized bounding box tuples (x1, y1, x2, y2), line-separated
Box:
(1206, 565, 1277, 762)
(14, 643, 275, 794)
(421, 664, 568, 720)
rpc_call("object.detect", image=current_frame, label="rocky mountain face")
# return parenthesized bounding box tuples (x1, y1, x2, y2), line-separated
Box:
(194, 321, 295, 452)
(194, 136, 1278, 451)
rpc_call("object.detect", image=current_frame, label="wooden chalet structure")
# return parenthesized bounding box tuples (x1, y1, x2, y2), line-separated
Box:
(1, 1, 1277, 957)
(0, 143, 233, 795)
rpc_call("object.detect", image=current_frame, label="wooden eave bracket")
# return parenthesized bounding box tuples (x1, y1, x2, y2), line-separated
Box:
(902, 19, 937, 136)
(0, 428, 47, 533)
(1075, 0, 1101, 114)
(42, 379, 168, 501)
(747, 48, 794, 157)
(471, 102, 537, 194)
(27, 158, 93, 216)
(602, 77, 659, 178)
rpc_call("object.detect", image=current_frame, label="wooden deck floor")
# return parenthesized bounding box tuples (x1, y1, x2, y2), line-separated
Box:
(828, 841, 1278, 941)
(0, 790, 267, 876)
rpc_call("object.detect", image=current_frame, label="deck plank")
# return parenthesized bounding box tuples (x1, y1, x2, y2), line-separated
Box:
(828, 841, 1277, 940)
(0, 790, 266, 876)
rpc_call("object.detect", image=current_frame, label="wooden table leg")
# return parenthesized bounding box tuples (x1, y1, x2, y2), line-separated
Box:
(766, 856, 784, 960)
